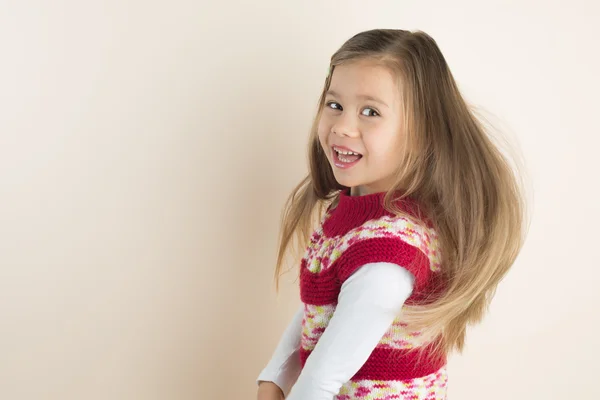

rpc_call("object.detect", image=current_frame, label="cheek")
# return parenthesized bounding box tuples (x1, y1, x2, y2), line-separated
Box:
(365, 129, 402, 162)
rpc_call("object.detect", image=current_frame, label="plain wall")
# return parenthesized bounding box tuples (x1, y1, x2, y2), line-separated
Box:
(1, 1, 598, 399)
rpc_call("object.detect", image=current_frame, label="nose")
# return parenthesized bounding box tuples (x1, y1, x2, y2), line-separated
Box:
(331, 111, 360, 138)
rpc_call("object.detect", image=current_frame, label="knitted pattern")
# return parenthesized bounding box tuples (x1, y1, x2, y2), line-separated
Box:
(336, 367, 448, 400)
(299, 189, 447, 399)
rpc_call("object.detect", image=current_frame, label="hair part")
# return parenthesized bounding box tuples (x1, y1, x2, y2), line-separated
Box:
(274, 29, 529, 356)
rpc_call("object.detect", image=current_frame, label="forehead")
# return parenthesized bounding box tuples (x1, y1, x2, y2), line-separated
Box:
(328, 60, 399, 101)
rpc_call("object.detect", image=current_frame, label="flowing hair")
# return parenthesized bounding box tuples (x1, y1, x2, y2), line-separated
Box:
(274, 29, 529, 355)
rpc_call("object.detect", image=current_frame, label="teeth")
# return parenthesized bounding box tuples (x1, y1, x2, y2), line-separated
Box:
(334, 147, 360, 156)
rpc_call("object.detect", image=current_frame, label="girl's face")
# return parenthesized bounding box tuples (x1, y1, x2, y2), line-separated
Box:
(318, 59, 405, 196)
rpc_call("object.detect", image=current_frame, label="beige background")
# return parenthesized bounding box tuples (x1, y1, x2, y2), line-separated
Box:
(1, 1, 598, 399)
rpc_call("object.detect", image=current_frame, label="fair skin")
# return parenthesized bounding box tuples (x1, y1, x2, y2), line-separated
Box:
(318, 59, 405, 196)
(256, 381, 284, 400)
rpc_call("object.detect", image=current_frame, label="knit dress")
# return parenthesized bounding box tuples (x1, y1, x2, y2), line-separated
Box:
(299, 189, 447, 399)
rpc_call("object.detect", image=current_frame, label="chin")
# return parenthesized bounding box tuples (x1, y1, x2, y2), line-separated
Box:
(331, 171, 361, 189)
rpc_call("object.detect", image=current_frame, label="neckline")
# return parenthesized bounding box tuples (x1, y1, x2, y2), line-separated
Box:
(322, 188, 413, 237)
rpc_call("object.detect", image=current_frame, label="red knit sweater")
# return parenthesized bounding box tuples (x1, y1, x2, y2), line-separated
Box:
(298, 189, 447, 398)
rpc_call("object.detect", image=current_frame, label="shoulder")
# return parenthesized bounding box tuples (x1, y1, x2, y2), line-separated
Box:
(360, 214, 441, 268)
(335, 214, 441, 290)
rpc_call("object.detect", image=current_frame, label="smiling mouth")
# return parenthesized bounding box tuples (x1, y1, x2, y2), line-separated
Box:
(332, 146, 362, 168)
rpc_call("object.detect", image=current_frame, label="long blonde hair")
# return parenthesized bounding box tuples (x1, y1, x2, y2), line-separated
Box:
(274, 29, 529, 355)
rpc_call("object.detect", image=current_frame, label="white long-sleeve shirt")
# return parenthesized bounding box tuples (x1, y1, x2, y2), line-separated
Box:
(257, 262, 415, 399)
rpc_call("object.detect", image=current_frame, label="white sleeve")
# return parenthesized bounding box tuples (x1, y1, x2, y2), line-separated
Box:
(286, 262, 415, 400)
(256, 304, 304, 397)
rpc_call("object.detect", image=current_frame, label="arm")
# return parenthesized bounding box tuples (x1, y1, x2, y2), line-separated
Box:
(257, 304, 304, 398)
(286, 262, 414, 400)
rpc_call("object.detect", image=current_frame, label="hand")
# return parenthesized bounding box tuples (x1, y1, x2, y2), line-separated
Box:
(257, 381, 285, 400)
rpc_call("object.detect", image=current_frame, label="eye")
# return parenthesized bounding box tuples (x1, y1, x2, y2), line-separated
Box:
(361, 107, 380, 117)
(326, 101, 342, 111)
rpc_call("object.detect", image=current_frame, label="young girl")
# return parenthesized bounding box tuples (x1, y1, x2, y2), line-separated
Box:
(256, 29, 526, 400)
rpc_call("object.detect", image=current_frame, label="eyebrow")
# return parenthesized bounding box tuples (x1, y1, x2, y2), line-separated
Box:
(325, 90, 389, 108)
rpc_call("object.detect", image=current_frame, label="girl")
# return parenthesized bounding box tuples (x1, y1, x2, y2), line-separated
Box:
(256, 29, 526, 400)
